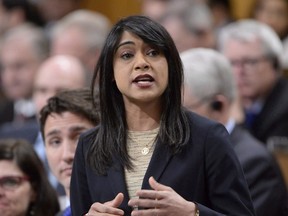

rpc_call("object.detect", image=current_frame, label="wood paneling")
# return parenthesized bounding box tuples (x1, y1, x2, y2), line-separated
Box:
(80, 0, 142, 24)
(230, 0, 256, 19)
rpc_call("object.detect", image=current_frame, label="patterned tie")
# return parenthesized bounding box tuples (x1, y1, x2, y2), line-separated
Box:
(63, 206, 71, 216)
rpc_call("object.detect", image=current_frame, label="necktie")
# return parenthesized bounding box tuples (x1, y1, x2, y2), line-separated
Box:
(63, 206, 71, 216)
(245, 111, 258, 129)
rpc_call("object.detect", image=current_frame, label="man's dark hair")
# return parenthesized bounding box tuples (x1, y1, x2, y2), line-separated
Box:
(39, 88, 100, 139)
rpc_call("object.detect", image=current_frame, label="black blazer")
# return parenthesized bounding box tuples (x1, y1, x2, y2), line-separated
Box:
(231, 125, 288, 216)
(70, 112, 255, 216)
(251, 78, 288, 144)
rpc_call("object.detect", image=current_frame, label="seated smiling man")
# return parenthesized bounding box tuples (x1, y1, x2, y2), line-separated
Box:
(39, 88, 100, 216)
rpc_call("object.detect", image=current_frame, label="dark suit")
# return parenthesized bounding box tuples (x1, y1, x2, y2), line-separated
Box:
(230, 125, 288, 216)
(71, 112, 255, 216)
(0, 119, 39, 144)
(0, 99, 37, 126)
(250, 78, 288, 144)
(0, 100, 14, 125)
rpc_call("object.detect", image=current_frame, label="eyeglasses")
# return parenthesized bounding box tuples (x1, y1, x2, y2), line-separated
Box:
(230, 56, 268, 70)
(0, 176, 30, 191)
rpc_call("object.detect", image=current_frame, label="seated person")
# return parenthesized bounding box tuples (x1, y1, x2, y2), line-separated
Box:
(181, 48, 288, 216)
(39, 88, 100, 215)
(0, 138, 60, 216)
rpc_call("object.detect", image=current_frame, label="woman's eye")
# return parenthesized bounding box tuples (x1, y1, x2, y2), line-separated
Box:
(147, 49, 160, 57)
(121, 52, 133, 60)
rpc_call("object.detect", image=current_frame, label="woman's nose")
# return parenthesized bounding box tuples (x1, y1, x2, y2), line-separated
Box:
(135, 54, 150, 71)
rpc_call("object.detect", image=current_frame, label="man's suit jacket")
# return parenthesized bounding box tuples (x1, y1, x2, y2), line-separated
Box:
(230, 125, 288, 216)
(71, 112, 256, 216)
(0, 100, 15, 125)
(0, 99, 37, 126)
(0, 119, 39, 144)
(251, 78, 288, 144)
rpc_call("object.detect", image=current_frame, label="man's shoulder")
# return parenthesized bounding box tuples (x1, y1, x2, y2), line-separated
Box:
(0, 120, 39, 144)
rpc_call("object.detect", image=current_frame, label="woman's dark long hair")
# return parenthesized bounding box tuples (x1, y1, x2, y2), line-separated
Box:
(89, 15, 190, 175)
(0, 139, 60, 216)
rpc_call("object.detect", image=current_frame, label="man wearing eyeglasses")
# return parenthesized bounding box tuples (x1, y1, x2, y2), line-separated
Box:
(181, 48, 288, 216)
(218, 19, 288, 148)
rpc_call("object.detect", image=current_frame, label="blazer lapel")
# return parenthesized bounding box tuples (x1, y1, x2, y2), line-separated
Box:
(106, 142, 173, 213)
(142, 141, 173, 189)
(107, 161, 131, 211)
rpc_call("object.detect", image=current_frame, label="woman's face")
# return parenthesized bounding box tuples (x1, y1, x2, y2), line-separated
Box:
(0, 160, 36, 216)
(113, 31, 169, 106)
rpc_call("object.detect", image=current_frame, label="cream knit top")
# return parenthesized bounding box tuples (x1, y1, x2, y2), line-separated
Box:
(125, 127, 159, 199)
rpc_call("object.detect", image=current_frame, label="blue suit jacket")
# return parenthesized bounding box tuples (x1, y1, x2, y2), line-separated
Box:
(70, 112, 255, 216)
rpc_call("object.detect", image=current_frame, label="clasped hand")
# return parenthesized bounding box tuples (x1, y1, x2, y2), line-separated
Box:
(85, 176, 197, 216)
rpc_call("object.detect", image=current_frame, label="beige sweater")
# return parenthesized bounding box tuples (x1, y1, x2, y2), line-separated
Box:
(125, 127, 159, 199)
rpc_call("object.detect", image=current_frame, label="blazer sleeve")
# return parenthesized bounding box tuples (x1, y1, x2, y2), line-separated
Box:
(199, 123, 256, 215)
(70, 134, 92, 216)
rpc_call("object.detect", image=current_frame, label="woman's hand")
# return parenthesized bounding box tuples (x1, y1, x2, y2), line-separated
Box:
(85, 193, 125, 216)
(128, 177, 197, 216)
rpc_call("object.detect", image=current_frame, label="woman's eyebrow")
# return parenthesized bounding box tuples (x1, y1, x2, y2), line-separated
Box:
(116, 41, 135, 50)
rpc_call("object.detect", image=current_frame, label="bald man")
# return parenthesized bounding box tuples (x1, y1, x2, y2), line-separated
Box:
(0, 55, 87, 208)
(33, 55, 86, 116)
